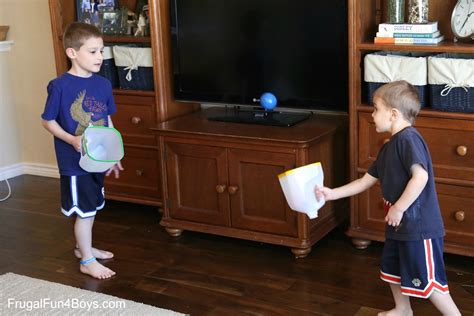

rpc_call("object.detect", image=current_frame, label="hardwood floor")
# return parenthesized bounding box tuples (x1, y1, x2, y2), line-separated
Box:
(0, 175, 473, 315)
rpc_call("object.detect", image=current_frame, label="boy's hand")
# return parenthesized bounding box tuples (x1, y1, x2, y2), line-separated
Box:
(314, 186, 335, 202)
(71, 135, 82, 152)
(385, 205, 404, 229)
(106, 161, 124, 179)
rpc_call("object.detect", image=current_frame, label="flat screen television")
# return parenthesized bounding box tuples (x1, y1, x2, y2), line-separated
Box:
(169, 0, 348, 125)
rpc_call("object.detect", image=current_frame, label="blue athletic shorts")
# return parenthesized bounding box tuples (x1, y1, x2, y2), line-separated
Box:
(380, 238, 449, 298)
(60, 174, 105, 218)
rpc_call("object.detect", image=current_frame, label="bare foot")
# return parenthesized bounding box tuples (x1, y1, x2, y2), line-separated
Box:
(74, 247, 114, 260)
(79, 259, 116, 279)
(378, 308, 413, 316)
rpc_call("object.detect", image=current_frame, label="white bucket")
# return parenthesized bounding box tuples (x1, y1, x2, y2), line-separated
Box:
(79, 126, 124, 173)
(278, 162, 325, 219)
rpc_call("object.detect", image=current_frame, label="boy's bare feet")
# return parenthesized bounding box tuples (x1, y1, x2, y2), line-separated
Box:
(377, 308, 413, 316)
(79, 258, 116, 279)
(74, 247, 114, 260)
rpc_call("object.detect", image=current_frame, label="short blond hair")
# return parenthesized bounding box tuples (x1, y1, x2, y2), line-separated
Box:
(63, 22, 102, 50)
(373, 80, 421, 124)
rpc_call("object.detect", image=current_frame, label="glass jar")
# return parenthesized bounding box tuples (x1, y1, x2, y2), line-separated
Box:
(408, 0, 429, 24)
(388, 0, 405, 24)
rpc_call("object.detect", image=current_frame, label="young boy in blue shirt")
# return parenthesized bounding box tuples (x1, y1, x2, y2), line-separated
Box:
(316, 81, 460, 315)
(42, 22, 123, 279)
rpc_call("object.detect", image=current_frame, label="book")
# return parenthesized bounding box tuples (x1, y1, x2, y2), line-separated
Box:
(378, 21, 438, 33)
(374, 35, 444, 45)
(376, 30, 441, 38)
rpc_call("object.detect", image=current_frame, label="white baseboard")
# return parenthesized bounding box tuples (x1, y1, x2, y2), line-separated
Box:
(0, 163, 59, 181)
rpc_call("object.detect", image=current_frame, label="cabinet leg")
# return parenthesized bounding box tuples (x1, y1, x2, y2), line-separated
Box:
(165, 227, 183, 237)
(351, 238, 371, 250)
(291, 247, 312, 259)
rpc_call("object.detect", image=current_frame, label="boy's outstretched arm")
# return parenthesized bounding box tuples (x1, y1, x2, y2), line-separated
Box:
(386, 163, 428, 227)
(315, 172, 377, 202)
(105, 116, 124, 179)
(42, 119, 81, 152)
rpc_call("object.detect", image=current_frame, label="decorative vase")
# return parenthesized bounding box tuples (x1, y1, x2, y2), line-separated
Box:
(408, 0, 429, 23)
(388, 0, 405, 24)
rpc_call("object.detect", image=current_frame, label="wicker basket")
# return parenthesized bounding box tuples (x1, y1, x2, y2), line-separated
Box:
(97, 47, 119, 88)
(428, 53, 474, 113)
(364, 51, 428, 107)
(0, 26, 9, 41)
(113, 46, 154, 91)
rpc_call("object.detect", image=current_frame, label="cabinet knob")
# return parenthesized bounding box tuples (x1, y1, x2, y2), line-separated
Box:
(131, 116, 142, 124)
(456, 145, 467, 157)
(215, 184, 226, 194)
(136, 169, 144, 176)
(383, 138, 390, 145)
(228, 186, 239, 195)
(454, 211, 465, 222)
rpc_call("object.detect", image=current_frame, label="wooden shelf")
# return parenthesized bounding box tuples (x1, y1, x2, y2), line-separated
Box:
(58, 34, 151, 44)
(112, 88, 155, 97)
(356, 104, 474, 121)
(103, 35, 151, 44)
(358, 41, 474, 53)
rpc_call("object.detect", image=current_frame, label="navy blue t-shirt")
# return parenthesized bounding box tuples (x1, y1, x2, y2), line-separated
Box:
(368, 127, 444, 241)
(42, 73, 117, 176)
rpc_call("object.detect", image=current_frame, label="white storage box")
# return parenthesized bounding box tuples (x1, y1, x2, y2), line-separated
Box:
(278, 162, 325, 219)
(364, 52, 428, 106)
(79, 126, 124, 173)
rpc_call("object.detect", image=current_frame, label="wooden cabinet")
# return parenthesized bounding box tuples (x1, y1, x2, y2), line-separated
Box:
(154, 108, 348, 258)
(48, 0, 197, 205)
(347, 0, 474, 256)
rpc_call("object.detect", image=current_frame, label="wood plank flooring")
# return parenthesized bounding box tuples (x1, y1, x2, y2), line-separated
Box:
(0, 175, 473, 315)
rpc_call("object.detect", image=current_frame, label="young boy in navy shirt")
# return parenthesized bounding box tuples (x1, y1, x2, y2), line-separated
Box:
(42, 22, 123, 279)
(316, 81, 460, 315)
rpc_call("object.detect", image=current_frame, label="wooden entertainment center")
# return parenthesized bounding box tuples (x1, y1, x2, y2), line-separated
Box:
(153, 108, 348, 258)
(347, 0, 474, 257)
(48, 0, 474, 258)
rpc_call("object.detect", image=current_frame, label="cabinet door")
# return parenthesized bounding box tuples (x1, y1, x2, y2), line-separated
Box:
(105, 146, 161, 204)
(228, 149, 298, 236)
(354, 173, 386, 234)
(165, 142, 230, 226)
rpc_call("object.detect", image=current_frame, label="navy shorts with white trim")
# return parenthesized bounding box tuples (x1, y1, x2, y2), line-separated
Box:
(60, 174, 105, 218)
(380, 238, 449, 298)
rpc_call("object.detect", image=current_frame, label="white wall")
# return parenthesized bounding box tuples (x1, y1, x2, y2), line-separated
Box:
(0, 0, 58, 179)
(0, 42, 21, 180)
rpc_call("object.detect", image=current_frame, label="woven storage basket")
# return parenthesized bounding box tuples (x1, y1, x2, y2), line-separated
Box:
(364, 51, 428, 107)
(428, 53, 474, 113)
(113, 46, 154, 91)
(97, 47, 119, 88)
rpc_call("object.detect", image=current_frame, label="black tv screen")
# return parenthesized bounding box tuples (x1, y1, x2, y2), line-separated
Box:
(170, 0, 348, 112)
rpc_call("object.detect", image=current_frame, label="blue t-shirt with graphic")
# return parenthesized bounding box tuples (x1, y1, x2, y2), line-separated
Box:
(42, 73, 117, 176)
(368, 127, 444, 241)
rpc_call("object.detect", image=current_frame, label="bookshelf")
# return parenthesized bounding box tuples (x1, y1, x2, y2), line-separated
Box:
(347, 0, 474, 257)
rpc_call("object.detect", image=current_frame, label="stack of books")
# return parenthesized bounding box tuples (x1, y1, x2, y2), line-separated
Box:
(374, 21, 444, 45)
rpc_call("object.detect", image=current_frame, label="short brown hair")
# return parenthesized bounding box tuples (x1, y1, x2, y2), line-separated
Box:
(63, 22, 102, 50)
(373, 80, 421, 124)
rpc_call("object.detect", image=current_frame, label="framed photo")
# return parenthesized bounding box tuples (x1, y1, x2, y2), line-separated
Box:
(76, 0, 118, 27)
(100, 9, 128, 35)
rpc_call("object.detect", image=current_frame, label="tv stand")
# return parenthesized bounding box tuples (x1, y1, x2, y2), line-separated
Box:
(207, 106, 311, 127)
(153, 107, 348, 258)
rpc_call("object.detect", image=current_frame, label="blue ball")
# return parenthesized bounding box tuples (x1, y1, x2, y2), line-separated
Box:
(260, 92, 277, 110)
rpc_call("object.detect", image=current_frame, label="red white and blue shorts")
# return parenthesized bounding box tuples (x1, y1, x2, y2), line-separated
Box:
(60, 174, 105, 218)
(380, 238, 449, 298)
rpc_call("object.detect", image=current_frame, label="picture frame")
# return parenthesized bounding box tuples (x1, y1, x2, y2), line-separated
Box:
(100, 9, 128, 35)
(76, 0, 119, 27)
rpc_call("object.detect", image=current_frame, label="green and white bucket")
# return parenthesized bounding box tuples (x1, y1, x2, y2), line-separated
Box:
(79, 126, 124, 173)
